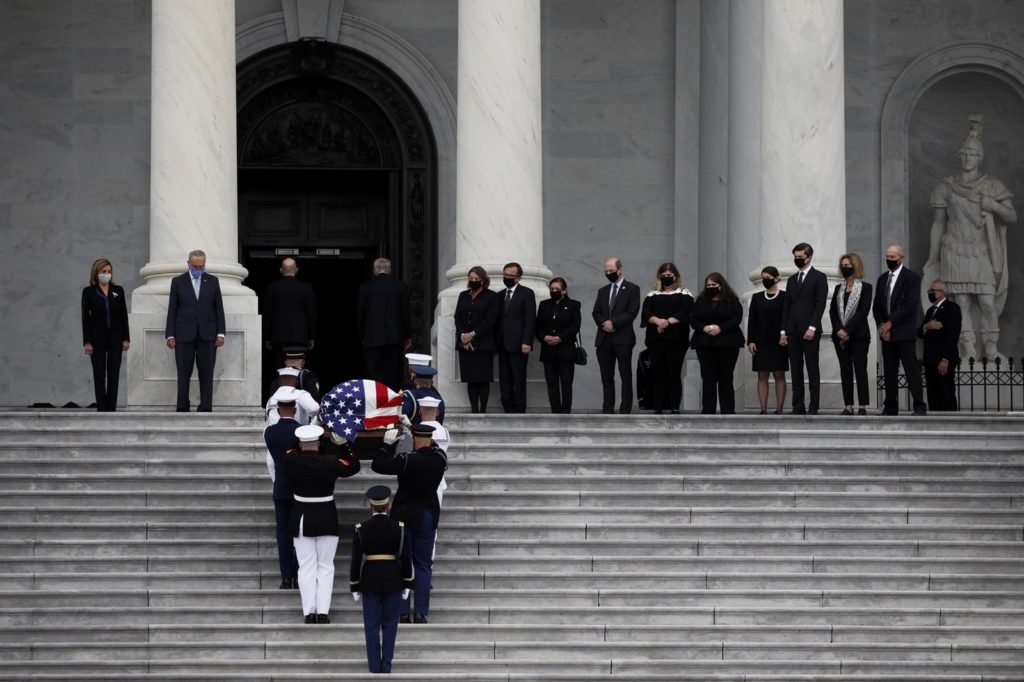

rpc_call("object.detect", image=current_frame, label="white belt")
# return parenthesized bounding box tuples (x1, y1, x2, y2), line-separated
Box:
(294, 494, 333, 503)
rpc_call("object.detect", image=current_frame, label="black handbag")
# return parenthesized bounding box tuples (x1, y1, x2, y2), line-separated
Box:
(574, 332, 588, 366)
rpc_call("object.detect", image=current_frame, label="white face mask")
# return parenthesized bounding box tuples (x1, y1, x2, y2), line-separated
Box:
(97, 273, 112, 284)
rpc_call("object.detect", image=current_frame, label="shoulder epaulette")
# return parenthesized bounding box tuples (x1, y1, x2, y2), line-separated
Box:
(354, 523, 362, 529)
(398, 521, 404, 527)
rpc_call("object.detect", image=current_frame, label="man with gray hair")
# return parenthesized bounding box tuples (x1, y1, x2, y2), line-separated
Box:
(165, 249, 225, 412)
(356, 257, 412, 390)
(918, 279, 962, 412)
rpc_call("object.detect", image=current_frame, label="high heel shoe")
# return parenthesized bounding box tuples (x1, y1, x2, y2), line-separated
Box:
(841, 408, 854, 415)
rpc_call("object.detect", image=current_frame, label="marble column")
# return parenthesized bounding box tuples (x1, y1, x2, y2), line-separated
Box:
(128, 0, 261, 408)
(434, 0, 551, 409)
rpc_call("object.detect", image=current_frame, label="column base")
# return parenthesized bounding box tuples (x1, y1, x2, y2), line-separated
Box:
(127, 291, 262, 408)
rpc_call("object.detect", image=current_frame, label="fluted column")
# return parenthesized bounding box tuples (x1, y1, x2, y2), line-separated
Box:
(434, 0, 551, 407)
(128, 0, 260, 407)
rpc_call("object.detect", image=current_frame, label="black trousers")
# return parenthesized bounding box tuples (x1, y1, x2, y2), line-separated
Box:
(542, 359, 575, 413)
(175, 339, 217, 411)
(498, 349, 529, 413)
(596, 342, 634, 413)
(834, 337, 870, 406)
(647, 340, 686, 411)
(364, 344, 403, 391)
(466, 383, 491, 413)
(696, 346, 740, 414)
(274, 499, 298, 580)
(787, 335, 821, 411)
(89, 329, 124, 412)
(925, 361, 958, 411)
(881, 339, 925, 413)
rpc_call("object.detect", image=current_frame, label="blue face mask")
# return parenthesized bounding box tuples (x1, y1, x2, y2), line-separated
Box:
(97, 273, 112, 284)
(189, 267, 204, 279)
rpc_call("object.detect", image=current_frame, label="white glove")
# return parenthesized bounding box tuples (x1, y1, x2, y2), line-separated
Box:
(401, 589, 410, 600)
(383, 428, 400, 445)
(399, 414, 412, 428)
(353, 592, 361, 602)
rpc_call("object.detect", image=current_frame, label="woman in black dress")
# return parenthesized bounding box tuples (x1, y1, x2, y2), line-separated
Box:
(453, 266, 499, 413)
(829, 252, 873, 415)
(690, 272, 745, 414)
(747, 265, 788, 414)
(81, 258, 130, 411)
(535, 277, 581, 413)
(640, 262, 693, 414)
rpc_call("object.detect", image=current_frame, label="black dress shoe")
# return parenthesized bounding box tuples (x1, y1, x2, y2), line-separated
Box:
(290, 578, 299, 589)
(790, 408, 807, 415)
(317, 614, 330, 624)
(304, 614, 316, 624)
(399, 614, 411, 624)
(840, 408, 854, 416)
(413, 613, 428, 624)
(670, 409, 680, 415)
(279, 580, 291, 589)
(759, 409, 767, 415)
(807, 409, 818, 415)
(774, 408, 784, 415)
(857, 408, 867, 415)
(912, 408, 927, 416)
(602, 408, 614, 414)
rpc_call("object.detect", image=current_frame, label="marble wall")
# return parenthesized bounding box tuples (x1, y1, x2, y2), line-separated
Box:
(0, 0, 152, 407)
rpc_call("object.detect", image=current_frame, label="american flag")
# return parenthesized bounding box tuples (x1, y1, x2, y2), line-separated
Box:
(320, 380, 404, 443)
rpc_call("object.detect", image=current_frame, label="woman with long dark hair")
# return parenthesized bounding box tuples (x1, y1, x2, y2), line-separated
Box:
(640, 262, 693, 414)
(81, 258, 130, 411)
(690, 272, 745, 414)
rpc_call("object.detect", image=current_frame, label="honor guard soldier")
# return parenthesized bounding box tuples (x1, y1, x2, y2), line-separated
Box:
(265, 379, 319, 426)
(283, 424, 361, 624)
(268, 346, 321, 401)
(263, 391, 301, 589)
(372, 423, 448, 624)
(351, 484, 413, 674)
(401, 364, 446, 425)
(402, 352, 433, 390)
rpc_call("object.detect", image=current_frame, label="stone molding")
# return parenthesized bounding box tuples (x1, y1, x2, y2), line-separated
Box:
(880, 41, 1024, 259)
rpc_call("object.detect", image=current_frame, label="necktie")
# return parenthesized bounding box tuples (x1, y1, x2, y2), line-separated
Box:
(886, 272, 894, 315)
(192, 276, 201, 300)
(798, 271, 805, 287)
(504, 288, 512, 315)
(609, 283, 619, 310)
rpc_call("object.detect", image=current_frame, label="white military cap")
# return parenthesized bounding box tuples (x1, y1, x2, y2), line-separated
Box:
(277, 367, 301, 376)
(405, 353, 432, 367)
(271, 386, 299, 405)
(295, 424, 324, 442)
(418, 396, 441, 408)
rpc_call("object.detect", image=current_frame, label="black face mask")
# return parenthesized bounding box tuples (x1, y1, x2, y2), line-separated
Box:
(605, 271, 619, 283)
(660, 275, 675, 287)
(762, 278, 775, 289)
(705, 286, 720, 298)
(503, 277, 518, 289)
(927, 292, 938, 304)
(467, 280, 482, 290)
(549, 290, 562, 300)
(793, 257, 806, 269)
(885, 259, 900, 272)
(840, 265, 855, 279)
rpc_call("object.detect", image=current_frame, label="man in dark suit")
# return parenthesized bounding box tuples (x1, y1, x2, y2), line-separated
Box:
(264, 390, 301, 589)
(165, 250, 226, 412)
(780, 242, 828, 414)
(872, 244, 926, 416)
(918, 278, 962, 411)
(356, 257, 411, 390)
(592, 257, 641, 414)
(263, 258, 317, 367)
(496, 262, 536, 413)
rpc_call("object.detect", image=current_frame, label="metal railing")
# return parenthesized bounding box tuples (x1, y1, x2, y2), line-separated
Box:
(876, 357, 1023, 412)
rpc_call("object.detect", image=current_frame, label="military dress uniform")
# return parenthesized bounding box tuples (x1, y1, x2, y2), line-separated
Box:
(268, 366, 321, 402)
(263, 407, 300, 589)
(283, 425, 361, 623)
(351, 486, 413, 674)
(371, 425, 448, 622)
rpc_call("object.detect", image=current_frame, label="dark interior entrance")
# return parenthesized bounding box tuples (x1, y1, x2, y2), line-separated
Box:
(240, 168, 389, 400)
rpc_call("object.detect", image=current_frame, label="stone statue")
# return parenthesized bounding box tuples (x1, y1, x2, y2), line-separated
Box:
(923, 114, 1016, 360)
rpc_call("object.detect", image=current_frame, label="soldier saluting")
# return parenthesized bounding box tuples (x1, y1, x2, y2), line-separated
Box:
(350, 484, 413, 674)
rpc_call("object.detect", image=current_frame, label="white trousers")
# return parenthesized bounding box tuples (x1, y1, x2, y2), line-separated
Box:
(294, 522, 338, 616)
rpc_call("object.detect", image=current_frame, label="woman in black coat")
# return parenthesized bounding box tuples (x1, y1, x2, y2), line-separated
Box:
(453, 266, 500, 413)
(81, 258, 130, 411)
(690, 272, 745, 414)
(747, 265, 789, 414)
(640, 262, 693, 414)
(829, 252, 873, 415)
(535, 277, 581, 413)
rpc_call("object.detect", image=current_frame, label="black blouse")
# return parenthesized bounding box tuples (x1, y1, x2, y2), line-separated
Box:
(640, 290, 693, 345)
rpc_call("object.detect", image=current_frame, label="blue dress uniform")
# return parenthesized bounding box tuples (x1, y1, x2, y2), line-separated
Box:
(351, 485, 413, 674)
(263, 414, 300, 588)
(371, 425, 448, 621)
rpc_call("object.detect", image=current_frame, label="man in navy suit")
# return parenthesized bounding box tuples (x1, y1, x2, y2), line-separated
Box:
(496, 262, 536, 413)
(872, 244, 926, 416)
(592, 257, 641, 414)
(781, 242, 828, 414)
(165, 249, 226, 412)
(264, 389, 301, 589)
(918, 279, 962, 412)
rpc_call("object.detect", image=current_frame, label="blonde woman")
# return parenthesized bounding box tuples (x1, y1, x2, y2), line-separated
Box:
(81, 258, 130, 411)
(828, 253, 873, 415)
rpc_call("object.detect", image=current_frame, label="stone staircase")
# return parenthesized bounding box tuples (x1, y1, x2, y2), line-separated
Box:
(0, 409, 1022, 681)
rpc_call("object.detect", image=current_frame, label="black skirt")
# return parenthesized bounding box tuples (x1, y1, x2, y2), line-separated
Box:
(752, 340, 789, 372)
(458, 348, 494, 383)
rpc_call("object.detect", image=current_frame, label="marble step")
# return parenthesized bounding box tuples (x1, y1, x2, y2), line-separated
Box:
(2, 604, 1021, 627)
(6, 537, 1022, 560)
